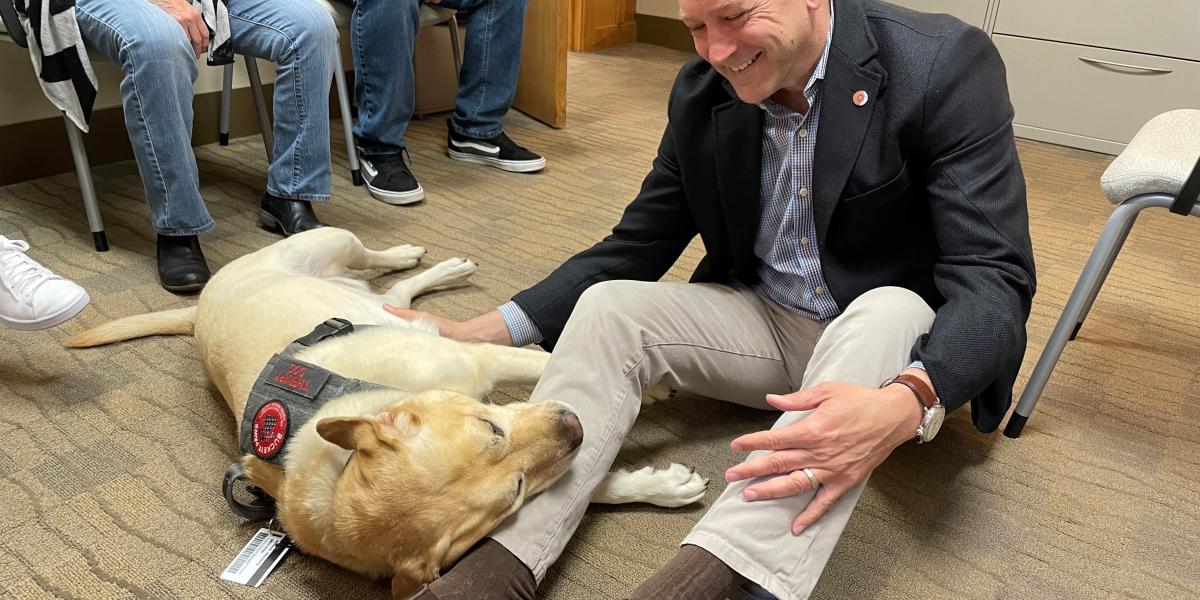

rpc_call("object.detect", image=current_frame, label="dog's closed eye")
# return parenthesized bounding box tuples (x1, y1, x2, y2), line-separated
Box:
(479, 418, 505, 439)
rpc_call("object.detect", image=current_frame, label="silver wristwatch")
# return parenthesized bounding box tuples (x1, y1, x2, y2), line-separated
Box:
(884, 373, 945, 443)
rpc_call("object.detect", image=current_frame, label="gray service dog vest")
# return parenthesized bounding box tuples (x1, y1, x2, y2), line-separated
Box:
(240, 318, 389, 467)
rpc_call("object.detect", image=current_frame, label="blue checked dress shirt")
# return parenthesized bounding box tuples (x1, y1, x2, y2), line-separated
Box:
(752, 4, 837, 323)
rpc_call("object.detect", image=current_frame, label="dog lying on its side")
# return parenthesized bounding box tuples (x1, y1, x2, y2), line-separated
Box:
(66, 228, 707, 598)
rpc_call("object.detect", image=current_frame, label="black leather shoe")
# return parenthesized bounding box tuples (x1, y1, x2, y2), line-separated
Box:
(259, 193, 325, 237)
(156, 234, 211, 293)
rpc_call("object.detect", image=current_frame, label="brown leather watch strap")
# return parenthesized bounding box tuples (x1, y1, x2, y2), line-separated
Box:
(884, 373, 938, 409)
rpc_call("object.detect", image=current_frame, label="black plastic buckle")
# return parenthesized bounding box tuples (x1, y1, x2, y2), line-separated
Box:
(294, 318, 355, 347)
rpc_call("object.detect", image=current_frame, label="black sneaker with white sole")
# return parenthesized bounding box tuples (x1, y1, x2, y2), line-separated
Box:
(447, 123, 546, 173)
(359, 150, 424, 205)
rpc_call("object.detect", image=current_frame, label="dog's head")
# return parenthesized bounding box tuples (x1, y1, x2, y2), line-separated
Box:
(284, 390, 582, 595)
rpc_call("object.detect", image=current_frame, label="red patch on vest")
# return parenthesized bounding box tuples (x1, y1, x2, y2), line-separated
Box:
(272, 363, 312, 394)
(252, 401, 289, 459)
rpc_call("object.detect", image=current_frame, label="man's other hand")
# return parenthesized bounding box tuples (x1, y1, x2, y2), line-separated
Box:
(724, 379, 924, 535)
(149, 0, 210, 58)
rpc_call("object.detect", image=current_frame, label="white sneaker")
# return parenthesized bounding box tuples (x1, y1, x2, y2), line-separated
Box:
(0, 236, 90, 330)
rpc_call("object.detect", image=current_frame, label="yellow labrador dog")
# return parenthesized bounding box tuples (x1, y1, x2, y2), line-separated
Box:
(66, 228, 706, 598)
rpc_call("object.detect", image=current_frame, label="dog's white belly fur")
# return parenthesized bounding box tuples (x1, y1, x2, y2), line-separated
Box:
(197, 275, 427, 409)
(194, 242, 467, 413)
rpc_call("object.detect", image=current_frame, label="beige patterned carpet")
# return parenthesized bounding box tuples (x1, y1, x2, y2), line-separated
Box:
(1, 44, 1198, 600)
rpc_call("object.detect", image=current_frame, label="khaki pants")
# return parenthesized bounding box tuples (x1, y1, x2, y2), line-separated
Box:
(490, 281, 935, 600)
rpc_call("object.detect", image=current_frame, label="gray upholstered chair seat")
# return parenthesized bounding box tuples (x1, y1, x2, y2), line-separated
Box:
(1101, 109, 1200, 203)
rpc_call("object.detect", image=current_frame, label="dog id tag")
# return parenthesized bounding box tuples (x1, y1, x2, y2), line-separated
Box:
(220, 527, 292, 587)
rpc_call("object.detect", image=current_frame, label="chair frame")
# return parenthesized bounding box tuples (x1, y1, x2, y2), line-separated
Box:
(1004, 155, 1200, 438)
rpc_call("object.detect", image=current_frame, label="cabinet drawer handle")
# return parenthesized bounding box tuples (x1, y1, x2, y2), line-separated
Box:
(1078, 56, 1173, 74)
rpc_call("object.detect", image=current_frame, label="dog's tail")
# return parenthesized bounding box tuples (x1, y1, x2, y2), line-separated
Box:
(65, 306, 197, 348)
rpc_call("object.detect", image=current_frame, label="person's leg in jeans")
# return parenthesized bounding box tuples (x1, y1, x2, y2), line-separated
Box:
(415, 279, 823, 599)
(346, 0, 418, 155)
(672, 287, 935, 600)
(75, 0, 211, 236)
(227, 0, 336, 236)
(434, 0, 524, 139)
(342, 0, 424, 203)
(437, 0, 545, 173)
(75, 0, 214, 292)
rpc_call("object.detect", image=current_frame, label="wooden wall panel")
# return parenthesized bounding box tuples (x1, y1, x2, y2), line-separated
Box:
(570, 0, 636, 52)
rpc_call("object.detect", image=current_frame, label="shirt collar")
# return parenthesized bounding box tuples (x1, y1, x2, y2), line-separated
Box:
(759, 0, 835, 115)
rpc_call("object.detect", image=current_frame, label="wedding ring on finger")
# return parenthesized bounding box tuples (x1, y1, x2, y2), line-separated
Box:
(802, 467, 821, 490)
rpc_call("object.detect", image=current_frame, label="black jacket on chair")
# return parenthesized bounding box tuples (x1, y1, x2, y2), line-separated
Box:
(513, 0, 1036, 433)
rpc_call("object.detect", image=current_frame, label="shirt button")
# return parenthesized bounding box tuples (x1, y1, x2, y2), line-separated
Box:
(800, 236, 810, 245)
(798, 129, 809, 138)
(814, 286, 826, 294)
(799, 187, 810, 197)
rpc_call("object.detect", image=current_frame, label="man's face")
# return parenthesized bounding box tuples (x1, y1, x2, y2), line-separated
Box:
(679, 0, 825, 105)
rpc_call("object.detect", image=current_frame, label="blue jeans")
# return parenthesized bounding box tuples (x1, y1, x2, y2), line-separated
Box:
(75, 0, 337, 235)
(345, 0, 527, 156)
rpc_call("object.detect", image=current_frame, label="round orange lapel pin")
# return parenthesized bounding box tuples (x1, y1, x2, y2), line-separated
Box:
(853, 90, 869, 106)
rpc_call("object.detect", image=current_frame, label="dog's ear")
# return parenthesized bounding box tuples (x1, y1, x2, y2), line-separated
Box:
(317, 416, 383, 451)
(317, 409, 421, 451)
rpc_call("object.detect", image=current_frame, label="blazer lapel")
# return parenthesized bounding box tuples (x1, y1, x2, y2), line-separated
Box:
(812, 0, 886, 244)
(712, 84, 765, 273)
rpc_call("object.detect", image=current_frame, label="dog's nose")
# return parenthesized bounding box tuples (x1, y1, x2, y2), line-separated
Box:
(557, 409, 583, 450)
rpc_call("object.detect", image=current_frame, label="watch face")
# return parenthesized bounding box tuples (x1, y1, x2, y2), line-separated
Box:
(921, 405, 946, 442)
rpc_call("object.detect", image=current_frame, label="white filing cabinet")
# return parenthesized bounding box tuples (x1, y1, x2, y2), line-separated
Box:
(882, 0, 990, 29)
(883, 0, 1200, 154)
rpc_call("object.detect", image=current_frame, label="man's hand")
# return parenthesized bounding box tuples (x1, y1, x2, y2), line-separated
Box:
(724, 371, 929, 535)
(382, 306, 514, 346)
(149, 0, 209, 58)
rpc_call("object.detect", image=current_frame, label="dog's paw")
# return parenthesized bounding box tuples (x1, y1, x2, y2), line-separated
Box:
(384, 244, 426, 269)
(651, 463, 709, 507)
(590, 463, 708, 507)
(641, 383, 673, 406)
(427, 257, 478, 286)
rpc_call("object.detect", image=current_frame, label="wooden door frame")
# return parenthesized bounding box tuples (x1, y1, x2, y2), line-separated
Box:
(569, 0, 637, 52)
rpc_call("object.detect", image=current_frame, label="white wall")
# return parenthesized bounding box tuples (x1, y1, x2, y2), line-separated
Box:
(636, 0, 681, 19)
(0, 41, 275, 128)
